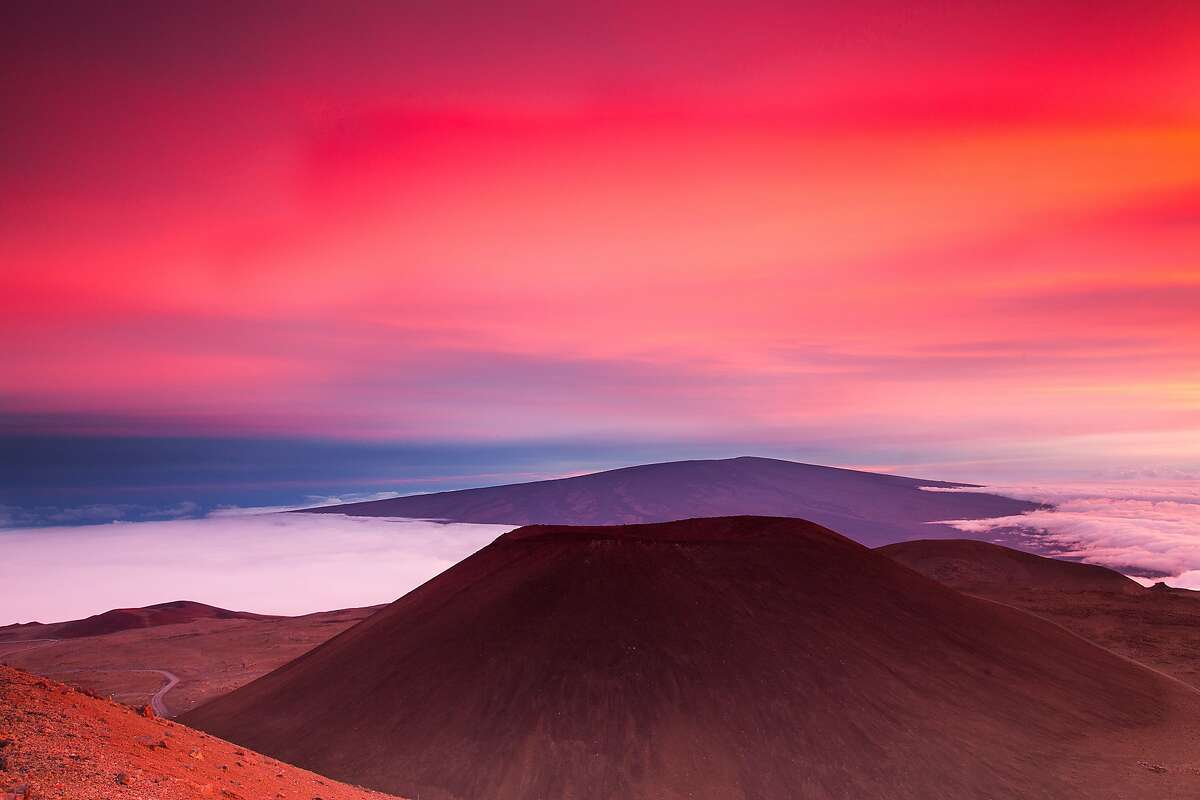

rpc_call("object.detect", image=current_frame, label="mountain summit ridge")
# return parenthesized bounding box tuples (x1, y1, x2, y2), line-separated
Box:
(301, 456, 1035, 546)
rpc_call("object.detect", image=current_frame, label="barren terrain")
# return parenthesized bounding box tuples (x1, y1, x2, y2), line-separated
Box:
(0, 665, 402, 800)
(881, 539, 1200, 689)
(185, 516, 1200, 800)
(0, 606, 378, 716)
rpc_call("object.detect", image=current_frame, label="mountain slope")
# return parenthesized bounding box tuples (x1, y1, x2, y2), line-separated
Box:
(0, 665, 401, 800)
(879, 538, 1200, 691)
(0, 605, 382, 716)
(878, 538, 1142, 595)
(183, 516, 1200, 800)
(302, 456, 1035, 546)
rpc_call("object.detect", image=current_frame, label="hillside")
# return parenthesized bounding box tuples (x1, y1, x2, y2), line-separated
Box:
(0, 606, 380, 716)
(53, 601, 274, 640)
(0, 665, 401, 800)
(879, 538, 1200, 690)
(878, 538, 1142, 595)
(184, 516, 1200, 800)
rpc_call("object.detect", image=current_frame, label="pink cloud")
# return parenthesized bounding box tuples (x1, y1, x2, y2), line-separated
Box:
(931, 482, 1200, 583)
(0, 513, 512, 626)
(3, 3, 1200, 471)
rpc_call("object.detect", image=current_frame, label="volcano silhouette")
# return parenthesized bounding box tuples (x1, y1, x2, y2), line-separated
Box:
(302, 456, 1037, 546)
(182, 516, 1200, 799)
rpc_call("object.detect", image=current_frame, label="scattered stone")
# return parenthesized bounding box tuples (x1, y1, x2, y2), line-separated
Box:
(115, 771, 130, 785)
(1138, 760, 1168, 774)
(189, 748, 206, 761)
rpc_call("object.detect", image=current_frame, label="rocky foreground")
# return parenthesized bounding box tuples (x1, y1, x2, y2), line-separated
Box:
(0, 665, 400, 800)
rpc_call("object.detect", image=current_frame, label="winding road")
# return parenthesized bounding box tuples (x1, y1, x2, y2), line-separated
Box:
(52, 668, 180, 717)
(144, 669, 180, 717)
(5, 642, 183, 719)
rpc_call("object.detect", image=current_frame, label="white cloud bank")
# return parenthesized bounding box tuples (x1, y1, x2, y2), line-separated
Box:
(0, 513, 514, 626)
(925, 481, 1200, 587)
(9, 480, 1200, 624)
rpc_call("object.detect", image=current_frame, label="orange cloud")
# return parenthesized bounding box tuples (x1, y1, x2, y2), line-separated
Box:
(2, 2, 1199, 472)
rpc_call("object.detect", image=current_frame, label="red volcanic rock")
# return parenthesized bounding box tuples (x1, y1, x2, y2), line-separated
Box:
(184, 516, 1200, 800)
(54, 601, 273, 639)
(0, 666, 400, 800)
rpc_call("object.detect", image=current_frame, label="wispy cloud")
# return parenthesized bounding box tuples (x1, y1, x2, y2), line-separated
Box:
(928, 482, 1200, 586)
(0, 513, 512, 626)
(0, 501, 204, 528)
(206, 491, 407, 517)
(0, 492, 416, 529)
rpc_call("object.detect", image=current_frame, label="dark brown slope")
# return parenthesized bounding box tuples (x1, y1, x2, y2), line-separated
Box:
(878, 539, 1142, 595)
(183, 517, 1200, 800)
(53, 601, 274, 639)
(302, 456, 1036, 546)
(879, 539, 1200, 691)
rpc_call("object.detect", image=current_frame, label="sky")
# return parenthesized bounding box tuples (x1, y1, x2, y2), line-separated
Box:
(2, 1, 1199, 509)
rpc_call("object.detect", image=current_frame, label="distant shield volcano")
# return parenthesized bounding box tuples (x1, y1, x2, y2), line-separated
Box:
(301, 456, 1036, 546)
(182, 516, 1198, 800)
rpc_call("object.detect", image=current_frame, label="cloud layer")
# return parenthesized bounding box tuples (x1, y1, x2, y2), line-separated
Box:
(7, 480, 1200, 624)
(931, 482, 1200, 586)
(0, 513, 513, 626)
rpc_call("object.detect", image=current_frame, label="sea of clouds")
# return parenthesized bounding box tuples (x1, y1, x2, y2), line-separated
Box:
(0, 509, 514, 626)
(926, 481, 1200, 587)
(7, 479, 1200, 626)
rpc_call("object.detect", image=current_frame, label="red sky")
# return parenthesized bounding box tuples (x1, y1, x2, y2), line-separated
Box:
(3, 1, 1199, 477)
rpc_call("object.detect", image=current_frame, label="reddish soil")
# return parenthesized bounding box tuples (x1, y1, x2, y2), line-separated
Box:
(0, 606, 379, 715)
(183, 516, 1200, 800)
(881, 538, 1200, 690)
(0, 665, 402, 800)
